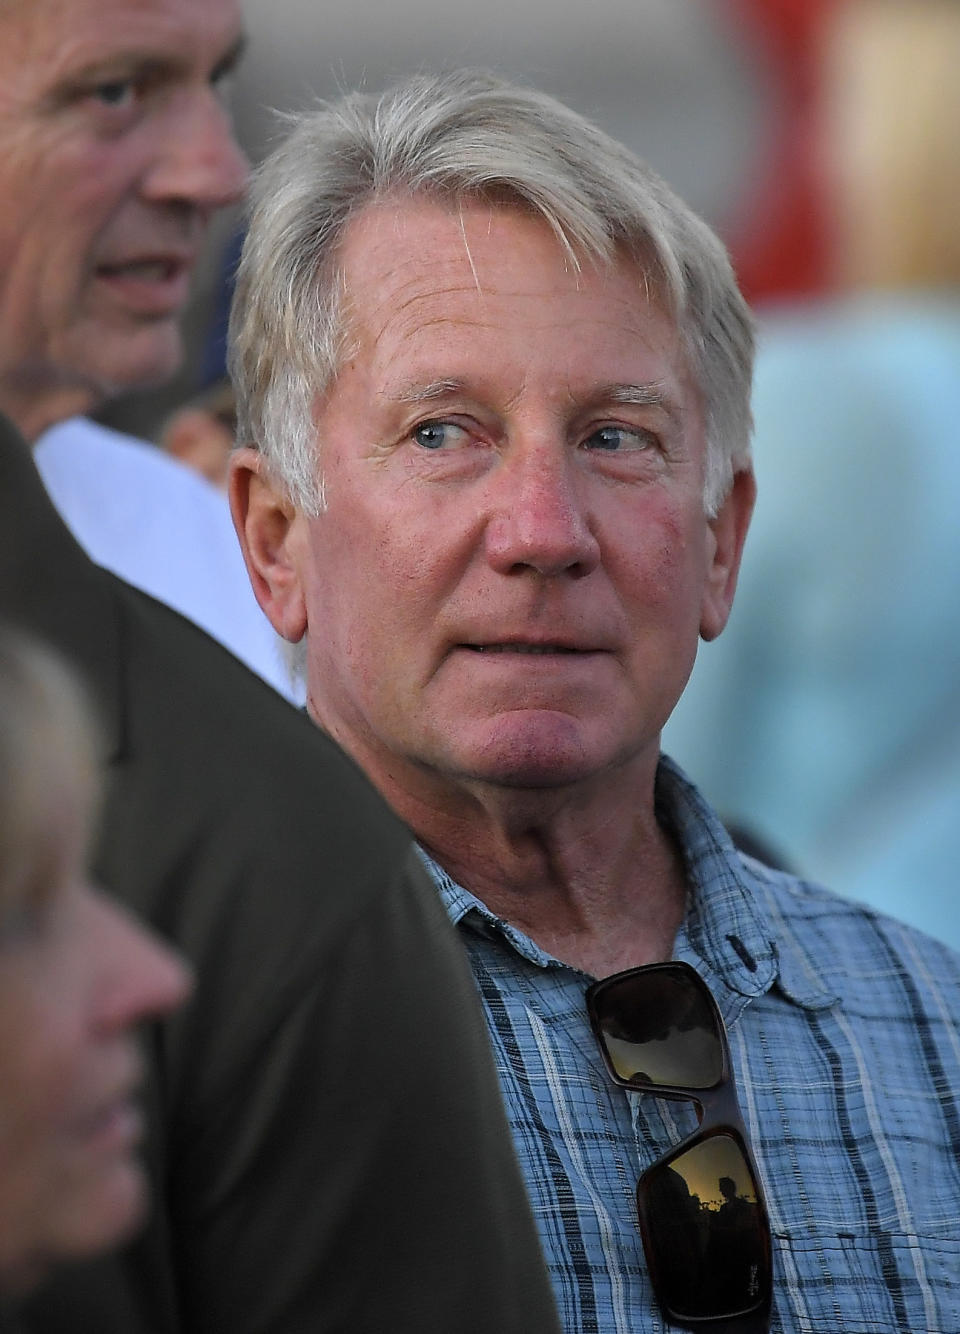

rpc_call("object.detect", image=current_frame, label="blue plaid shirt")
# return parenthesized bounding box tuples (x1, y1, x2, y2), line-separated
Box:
(420, 757, 960, 1333)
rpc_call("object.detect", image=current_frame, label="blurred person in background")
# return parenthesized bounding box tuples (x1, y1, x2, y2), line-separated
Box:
(229, 71, 960, 1332)
(0, 4, 560, 1332)
(160, 378, 236, 491)
(157, 228, 244, 494)
(0, 625, 190, 1310)
(0, 0, 294, 697)
(664, 0, 960, 947)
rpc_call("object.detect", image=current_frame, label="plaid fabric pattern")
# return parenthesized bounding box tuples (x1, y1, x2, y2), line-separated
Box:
(421, 756, 960, 1333)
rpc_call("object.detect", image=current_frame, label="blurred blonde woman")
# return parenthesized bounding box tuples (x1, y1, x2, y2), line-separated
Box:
(0, 626, 190, 1303)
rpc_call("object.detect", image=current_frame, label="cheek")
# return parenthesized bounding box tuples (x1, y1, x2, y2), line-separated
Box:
(0, 1014, 81, 1226)
(312, 488, 456, 625)
(41, 149, 141, 294)
(616, 495, 708, 619)
(24, 141, 112, 247)
(1, 1007, 82, 1123)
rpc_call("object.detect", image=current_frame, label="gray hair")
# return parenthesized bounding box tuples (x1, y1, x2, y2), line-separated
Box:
(229, 69, 754, 518)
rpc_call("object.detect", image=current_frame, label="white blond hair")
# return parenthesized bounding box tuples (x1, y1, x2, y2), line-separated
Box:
(229, 69, 754, 518)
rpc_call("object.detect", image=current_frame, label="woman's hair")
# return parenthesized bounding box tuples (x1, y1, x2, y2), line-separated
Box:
(230, 69, 755, 519)
(0, 624, 101, 924)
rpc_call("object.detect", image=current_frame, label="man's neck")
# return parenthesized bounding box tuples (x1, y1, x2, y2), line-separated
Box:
(0, 381, 96, 445)
(388, 758, 687, 978)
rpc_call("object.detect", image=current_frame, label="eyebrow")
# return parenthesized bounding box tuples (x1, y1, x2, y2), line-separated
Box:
(388, 379, 468, 405)
(389, 384, 674, 402)
(603, 382, 669, 408)
(48, 31, 247, 100)
(389, 378, 681, 418)
(211, 33, 248, 83)
(604, 381, 685, 426)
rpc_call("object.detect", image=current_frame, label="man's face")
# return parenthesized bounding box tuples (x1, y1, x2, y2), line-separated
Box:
(0, 0, 247, 432)
(240, 198, 752, 803)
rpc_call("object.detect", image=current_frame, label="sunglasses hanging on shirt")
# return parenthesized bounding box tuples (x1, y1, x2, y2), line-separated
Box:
(587, 960, 772, 1332)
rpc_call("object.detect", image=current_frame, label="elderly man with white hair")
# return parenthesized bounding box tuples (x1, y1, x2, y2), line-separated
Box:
(230, 71, 960, 1333)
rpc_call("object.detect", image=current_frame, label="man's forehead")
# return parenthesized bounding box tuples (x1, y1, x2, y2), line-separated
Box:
(336, 197, 683, 376)
(0, 0, 242, 77)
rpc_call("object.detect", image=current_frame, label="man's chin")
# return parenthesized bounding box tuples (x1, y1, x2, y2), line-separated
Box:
(63, 320, 184, 403)
(453, 712, 607, 790)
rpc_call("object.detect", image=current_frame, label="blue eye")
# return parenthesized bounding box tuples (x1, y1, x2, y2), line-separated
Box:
(584, 426, 654, 452)
(413, 421, 467, 450)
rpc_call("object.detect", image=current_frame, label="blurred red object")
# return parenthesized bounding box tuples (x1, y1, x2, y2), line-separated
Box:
(723, 0, 837, 304)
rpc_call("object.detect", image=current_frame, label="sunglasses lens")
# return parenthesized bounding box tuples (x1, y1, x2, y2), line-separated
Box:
(639, 1133, 769, 1321)
(591, 967, 723, 1089)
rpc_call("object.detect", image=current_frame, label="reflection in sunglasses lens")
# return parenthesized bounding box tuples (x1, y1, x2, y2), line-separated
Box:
(640, 1134, 767, 1321)
(594, 971, 723, 1089)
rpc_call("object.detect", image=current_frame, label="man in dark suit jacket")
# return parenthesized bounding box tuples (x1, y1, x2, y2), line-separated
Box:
(0, 416, 558, 1334)
(0, 0, 557, 1327)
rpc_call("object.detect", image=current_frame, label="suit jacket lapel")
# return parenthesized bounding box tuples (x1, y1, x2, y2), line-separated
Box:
(0, 412, 124, 760)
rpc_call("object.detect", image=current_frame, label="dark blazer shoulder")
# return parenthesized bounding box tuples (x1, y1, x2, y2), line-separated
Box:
(97, 575, 414, 1093)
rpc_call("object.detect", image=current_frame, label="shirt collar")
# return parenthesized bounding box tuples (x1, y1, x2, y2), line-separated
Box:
(418, 753, 838, 1016)
(656, 754, 838, 1018)
(421, 853, 563, 969)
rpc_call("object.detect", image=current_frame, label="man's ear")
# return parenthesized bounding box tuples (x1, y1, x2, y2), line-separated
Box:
(700, 467, 756, 643)
(229, 448, 308, 642)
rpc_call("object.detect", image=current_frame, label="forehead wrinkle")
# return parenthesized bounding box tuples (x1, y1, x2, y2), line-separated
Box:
(0, 28, 90, 106)
(361, 270, 479, 342)
(364, 302, 509, 377)
(368, 282, 606, 358)
(16, 3, 240, 93)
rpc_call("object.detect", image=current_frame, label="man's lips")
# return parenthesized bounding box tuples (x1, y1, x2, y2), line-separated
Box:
(463, 643, 592, 654)
(94, 255, 195, 315)
(455, 636, 614, 660)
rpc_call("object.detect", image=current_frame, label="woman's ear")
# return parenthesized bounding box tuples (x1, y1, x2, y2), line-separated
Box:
(229, 448, 309, 643)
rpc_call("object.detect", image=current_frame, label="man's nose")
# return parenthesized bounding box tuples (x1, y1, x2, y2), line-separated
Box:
(143, 91, 249, 213)
(484, 444, 600, 578)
